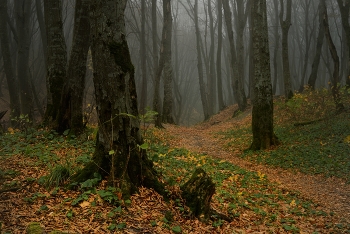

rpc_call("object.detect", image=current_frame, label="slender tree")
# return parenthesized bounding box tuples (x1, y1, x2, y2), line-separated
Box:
(250, 0, 279, 150)
(139, 0, 148, 114)
(222, 0, 247, 111)
(322, 0, 344, 111)
(0, 0, 20, 120)
(44, 0, 67, 126)
(73, 0, 164, 197)
(216, 0, 225, 110)
(57, 0, 91, 134)
(308, 1, 325, 89)
(280, 0, 293, 100)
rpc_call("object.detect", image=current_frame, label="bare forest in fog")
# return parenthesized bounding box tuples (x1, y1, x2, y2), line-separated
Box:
(0, 0, 349, 127)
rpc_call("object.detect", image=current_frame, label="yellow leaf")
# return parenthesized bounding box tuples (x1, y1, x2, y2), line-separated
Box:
(8, 127, 14, 134)
(79, 201, 90, 208)
(344, 135, 350, 143)
(290, 200, 296, 207)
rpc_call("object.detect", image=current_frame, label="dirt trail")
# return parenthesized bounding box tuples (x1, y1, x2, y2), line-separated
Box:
(163, 106, 350, 222)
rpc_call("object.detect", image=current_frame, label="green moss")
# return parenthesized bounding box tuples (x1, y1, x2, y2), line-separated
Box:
(26, 222, 44, 234)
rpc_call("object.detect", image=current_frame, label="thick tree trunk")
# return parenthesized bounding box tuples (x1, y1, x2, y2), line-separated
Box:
(161, 0, 175, 124)
(57, 0, 90, 134)
(0, 0, 20, 121)
(73, 0, 164, 198)
(272, 0, 280, 95)
(250, 0, 279, 150)
(44, 0, 67, 126)
(222, 0, 247, 112)
(280, 0, 293, 100)
(322, 0, 344, 111)
(308, 1, 325, 90)
(15, 0, 34, 118)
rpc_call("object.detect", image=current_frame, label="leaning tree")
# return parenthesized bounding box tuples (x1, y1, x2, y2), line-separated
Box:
(250, 0, 279, 150)
(72, 0, 164, 197)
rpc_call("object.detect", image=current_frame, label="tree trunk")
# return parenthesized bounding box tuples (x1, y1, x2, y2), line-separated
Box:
(0, 0, 20, 121)
(322, 0, 344, 111)
(181, 168, 215, 219)
(194, 0, 210, 120)
(152, 0, 163, 128)
(222, 0, 247, 112)
(250, 0, 279, 150)
(161, 0, 175, 124)
(73, 0, 164, 198)
(336, 0, 350, 88)
(44, 0, 67, 126)
(280, 0, 293, 100)
(208, 0, 217, 115)
(216, 0, 225, 110)
(57, 0, 90, 134)
(308, 1, 325, 90)
(15, 0, 34, 118)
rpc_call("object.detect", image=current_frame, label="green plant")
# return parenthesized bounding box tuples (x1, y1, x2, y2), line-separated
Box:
(45, 163, 72, 188)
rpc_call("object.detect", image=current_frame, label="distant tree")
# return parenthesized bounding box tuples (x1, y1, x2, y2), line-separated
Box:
(161, 0, 175, 124)
(44, 0, 67, 127)
(280, 0, 293, 100)
(250, 0, 279, 150)
(222, 0, 247, 112)
(0, 0, 20, 120)
(139, 0, 148, 114)
(57, 0, 90, 134)
(216, 0, 225, 110)
(308, 0, 325, 90)
(336, 0, 350, 88)
(15, 0, 34, 118)
(322, 0, 344, 111)
(72, 0, 164, 197)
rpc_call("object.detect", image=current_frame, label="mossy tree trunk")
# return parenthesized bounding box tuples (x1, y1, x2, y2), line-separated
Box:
(73, 0, 164, 198)
(250, 0, 279, 150)
(181, 168, 215, 219)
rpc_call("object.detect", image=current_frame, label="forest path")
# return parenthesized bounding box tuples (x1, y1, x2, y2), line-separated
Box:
(163, 105, 350, 221)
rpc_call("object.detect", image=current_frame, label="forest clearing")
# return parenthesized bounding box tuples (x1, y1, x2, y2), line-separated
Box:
(1, 93, 350, 233)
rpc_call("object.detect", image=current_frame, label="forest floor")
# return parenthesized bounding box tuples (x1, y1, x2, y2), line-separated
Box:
(1, 94, 350, 233)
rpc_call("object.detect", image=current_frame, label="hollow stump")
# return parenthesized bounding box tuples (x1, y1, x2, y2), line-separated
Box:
(180, 167, 215, 219)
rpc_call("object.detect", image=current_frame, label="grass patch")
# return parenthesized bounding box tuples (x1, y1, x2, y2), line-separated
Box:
(219, 111, 350, 182)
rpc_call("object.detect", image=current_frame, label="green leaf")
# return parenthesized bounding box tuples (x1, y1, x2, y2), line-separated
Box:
(172, 226, 182, 233)
(109, 150, 115, 155)
(139, 143, 149, 150)
(63, 129, 70, 136)
(117, 222, 126, 229)
(107, 223, 116, 230)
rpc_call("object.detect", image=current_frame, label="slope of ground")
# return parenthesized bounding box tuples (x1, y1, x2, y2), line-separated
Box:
(164, 104, 350, 221)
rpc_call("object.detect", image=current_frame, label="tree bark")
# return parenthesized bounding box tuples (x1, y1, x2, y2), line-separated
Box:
(208, 0, 217, 115)
(194, 0, 210, 120)
(280, 0, 293, 100)
(0, 0, 20, 121)
(336, 0, 350, 88)
(44, 0, 68, 126)
(307, 1, 325, 90)
(15, 0, 34, 118)
(250, 0, 279, 150)
(161, 0, 175, 124)
(322, 0, 344, 111)
(216, 0, 225, 110)
(57, 0, 91, 134)
(139, 0, 148, 114)
(73, 0, 164, 198)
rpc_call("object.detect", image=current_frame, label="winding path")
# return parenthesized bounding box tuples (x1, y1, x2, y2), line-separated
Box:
(163, 106, 350, 222)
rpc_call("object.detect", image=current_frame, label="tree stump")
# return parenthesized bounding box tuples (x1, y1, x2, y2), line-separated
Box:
(180, 167, 215, 219)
